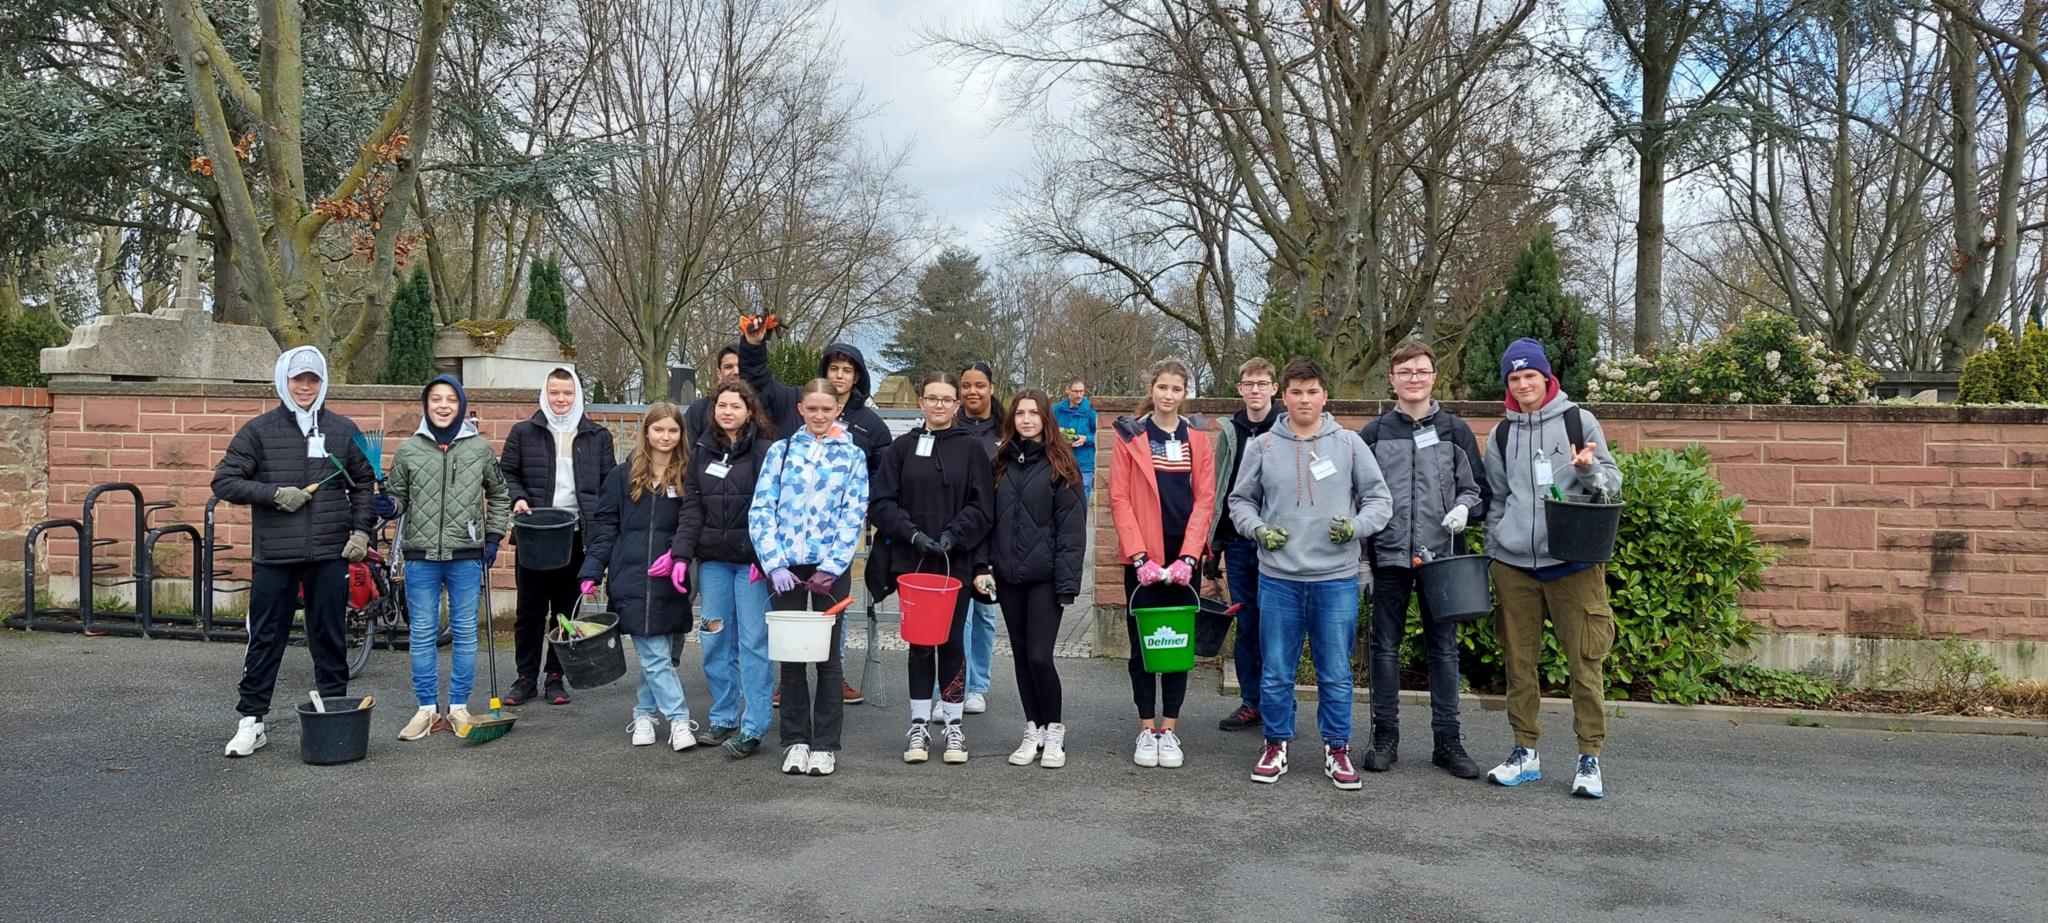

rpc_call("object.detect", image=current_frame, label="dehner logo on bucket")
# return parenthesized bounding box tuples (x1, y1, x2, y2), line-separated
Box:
(1142, 625, 1189, 650)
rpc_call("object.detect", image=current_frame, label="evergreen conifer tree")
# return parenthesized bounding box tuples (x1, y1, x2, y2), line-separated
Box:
(1459, 226, 1599, 401)
(378, 266, 437, 385)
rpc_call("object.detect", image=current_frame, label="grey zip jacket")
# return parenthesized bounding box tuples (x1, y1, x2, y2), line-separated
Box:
(1483, 393, 1622, 570)
(1364, 402, 1484, 570)
(1227, 413, 1393, 581)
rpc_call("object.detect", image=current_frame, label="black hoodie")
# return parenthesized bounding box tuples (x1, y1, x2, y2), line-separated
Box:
(737, 337, 891, 474)
(672, 423, 769, 564)
(868, 424, 995, 579)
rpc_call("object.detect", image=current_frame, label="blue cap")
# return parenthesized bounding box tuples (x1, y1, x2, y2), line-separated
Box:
(1500, 338, 1552, 383)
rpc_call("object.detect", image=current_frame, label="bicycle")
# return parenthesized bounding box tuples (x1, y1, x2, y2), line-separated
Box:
(342, 519, 452, 679)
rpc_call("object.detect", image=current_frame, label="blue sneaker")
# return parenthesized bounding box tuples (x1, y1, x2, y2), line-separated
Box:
(1487, 746, 1541, 786)
(1571, 754, 1605, 799)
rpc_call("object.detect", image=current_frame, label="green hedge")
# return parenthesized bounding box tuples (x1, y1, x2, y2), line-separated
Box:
(0, 310, 67, 387)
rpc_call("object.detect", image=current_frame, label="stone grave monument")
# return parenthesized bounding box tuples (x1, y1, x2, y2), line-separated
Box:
(40, 230, 278, 383)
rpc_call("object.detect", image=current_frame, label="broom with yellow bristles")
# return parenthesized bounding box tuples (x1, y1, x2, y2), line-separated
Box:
(457, 575, 517, 743)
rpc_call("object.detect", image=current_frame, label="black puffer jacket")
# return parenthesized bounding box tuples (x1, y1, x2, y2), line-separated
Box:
(212, 407, 376, 566)
(990, 440, 1086, 599)
(868, 424, 995, 580)
(956, 409, 1001, 460)
(498, 412, 616, 512)
(672, 425, 768, 564)
(736, 338, 891, 473)
(577, 465, 690, 637)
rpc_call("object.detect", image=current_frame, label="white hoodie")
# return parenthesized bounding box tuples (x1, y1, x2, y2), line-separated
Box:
(540, 367, 586, 510)
(272, 346, 329, 436)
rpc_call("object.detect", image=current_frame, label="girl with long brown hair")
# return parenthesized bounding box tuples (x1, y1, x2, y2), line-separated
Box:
(988, 389, 1087, 767)
(577, 402, 700, 751)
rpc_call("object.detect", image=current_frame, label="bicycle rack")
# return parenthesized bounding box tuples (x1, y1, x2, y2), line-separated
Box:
(137, 523, 204, 640)
(12, 482, 171, 635)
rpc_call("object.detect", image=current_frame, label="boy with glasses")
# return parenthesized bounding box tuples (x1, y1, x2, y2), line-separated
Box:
(1358, 340, 1488, 777)
(1209, 359, 1279, 731)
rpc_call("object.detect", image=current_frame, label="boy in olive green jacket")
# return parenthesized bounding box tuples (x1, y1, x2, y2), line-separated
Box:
(374, 375, 512, 740)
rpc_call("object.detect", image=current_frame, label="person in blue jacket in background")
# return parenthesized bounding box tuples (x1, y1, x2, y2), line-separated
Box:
(1052, 376, 1098, 503)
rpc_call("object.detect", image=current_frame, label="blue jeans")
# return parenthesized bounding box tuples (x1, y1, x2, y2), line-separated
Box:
(1222, 540, 1263, 709)
(1080, 468, 1094, 503)
(964, 599, 1000, 696)
(1258, 574, 1360, 746)
(405, 558, 480, 708)
(697, 561, 773, 737)
(632, 633, 691, 721)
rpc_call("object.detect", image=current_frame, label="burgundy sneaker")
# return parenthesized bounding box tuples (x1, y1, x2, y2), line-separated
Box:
(1325, 745, 1363, 790)
(1250, 741, 1288, 784)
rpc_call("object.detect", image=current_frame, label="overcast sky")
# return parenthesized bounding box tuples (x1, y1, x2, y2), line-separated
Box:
(831, 0, 1046, 255)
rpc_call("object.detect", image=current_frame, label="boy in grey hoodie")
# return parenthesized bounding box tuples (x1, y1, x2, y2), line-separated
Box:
(1483, 337, 1622, 799)
(1228, 358, 1391, 790)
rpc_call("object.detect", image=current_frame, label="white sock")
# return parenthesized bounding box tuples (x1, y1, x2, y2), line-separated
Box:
(911, 699, 932, 722)
(415, 705, 435, 714)
(940, 701, 963, 724)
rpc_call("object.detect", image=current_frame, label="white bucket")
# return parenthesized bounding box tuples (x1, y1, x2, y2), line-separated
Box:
(765, 610, 836, 662)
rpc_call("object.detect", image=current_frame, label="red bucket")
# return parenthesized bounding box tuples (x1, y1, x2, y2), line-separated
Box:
(897, 557, 962, 646)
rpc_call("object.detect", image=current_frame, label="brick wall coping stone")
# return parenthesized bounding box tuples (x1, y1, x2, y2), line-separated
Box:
(1086, 396, 2048, 425)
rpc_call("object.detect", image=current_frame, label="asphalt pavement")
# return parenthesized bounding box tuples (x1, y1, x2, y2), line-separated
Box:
(3, 629, 2043, 922)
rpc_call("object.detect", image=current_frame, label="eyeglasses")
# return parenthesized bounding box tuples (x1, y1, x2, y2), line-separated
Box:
(1238, 380, 1274, 390)
(921, 395, 958, 406)
(1391, 370, 1436, 381)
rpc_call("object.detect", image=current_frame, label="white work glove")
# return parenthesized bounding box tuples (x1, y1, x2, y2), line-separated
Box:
(1440, 504, 1469, 534)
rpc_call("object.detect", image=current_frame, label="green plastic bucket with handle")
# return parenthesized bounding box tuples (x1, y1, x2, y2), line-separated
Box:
(1130, 583, 1199, 674)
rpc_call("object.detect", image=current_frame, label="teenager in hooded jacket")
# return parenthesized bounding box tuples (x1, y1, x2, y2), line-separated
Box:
(374, 375, 511, 742)
(497, 366, 615, 706)
(673, 380, 777, 759)
(988, 389, 1087, 768)
(869, 371, 996, 766)
(952, 360, 1006, 714)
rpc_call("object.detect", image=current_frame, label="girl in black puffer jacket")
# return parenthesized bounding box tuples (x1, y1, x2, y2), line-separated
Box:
(671, 380, 776, 757)
(989, 390, 1087, 768)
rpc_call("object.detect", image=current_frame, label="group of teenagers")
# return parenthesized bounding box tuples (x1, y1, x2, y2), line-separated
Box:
(214, 327, 1622, 798)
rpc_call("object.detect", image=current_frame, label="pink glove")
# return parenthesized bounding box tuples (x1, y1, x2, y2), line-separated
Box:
(1165, 558, 1193, 586)
(647, 551, 675, 578)
(669, 561, 689, 595)
(1135, 559, 1167, 586)
(578, 579, 597, 596)
(749, 564, 763, 583)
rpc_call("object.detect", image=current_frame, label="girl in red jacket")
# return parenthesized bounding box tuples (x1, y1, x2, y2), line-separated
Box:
(1108, 357, 1215, 769)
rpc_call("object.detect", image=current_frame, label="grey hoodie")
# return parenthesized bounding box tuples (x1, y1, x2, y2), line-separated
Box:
(1227, 413, 1393, 581)
(1483, 393, 1623, 570)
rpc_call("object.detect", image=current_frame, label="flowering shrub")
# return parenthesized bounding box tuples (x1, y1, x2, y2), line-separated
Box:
(1586, 312, 1875, 405)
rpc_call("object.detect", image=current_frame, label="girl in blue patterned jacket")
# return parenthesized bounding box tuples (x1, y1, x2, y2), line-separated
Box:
(748, 380, 871, 776)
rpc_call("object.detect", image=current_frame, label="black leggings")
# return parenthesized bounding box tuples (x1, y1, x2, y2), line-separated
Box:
(512, 538, 582, 679)
(998, 579, 1062, 725)
(906, 573, 972, 704)
(1125, 563, 1198, 720)
(773, 565, 845, 752)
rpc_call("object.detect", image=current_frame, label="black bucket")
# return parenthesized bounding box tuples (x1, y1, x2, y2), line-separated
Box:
(296, 697, 374, 765)
(549, 611, 627, 689)
(513, 508, 579, 570)
(1544, 498, 1624, 563)
(1416, 555, 1494, 624)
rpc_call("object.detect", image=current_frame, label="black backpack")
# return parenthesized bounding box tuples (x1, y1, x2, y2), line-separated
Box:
(1491, 408, 1586, 460)
(1361, 413, 1459, 451)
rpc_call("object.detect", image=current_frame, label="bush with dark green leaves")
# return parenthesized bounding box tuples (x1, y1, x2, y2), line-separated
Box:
(1958, 323, 2048, 404)
(1458, 226, 1598, 401)
(1388, 446, 1772, 704)
(0, 310, 68, 387)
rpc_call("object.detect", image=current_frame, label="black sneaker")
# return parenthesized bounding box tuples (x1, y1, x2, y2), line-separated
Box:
(1218, 704, 1260, 732)
(1361, 729, 1398, 772)
(544, 674, 572, 705)
(1432, 731, 1483, 779)
(503, 675, 537, 707)
(722, 733, 762, 759)
(698, 724, 737, 747)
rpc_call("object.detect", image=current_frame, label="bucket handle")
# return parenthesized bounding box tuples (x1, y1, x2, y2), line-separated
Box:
(1127, 580, 1199, 612)
(909, 547, 951, 578)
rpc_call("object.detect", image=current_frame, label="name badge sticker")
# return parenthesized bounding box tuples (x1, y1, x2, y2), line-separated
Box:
(1535, 458, 1556, 487)
(306, 435, 328, 458)
(1165, 439, 1184, 463)
(1413, 428, 1440, 449)
(916, 434, 935, 457)
(1310, 453, 1338, 481)
(705, 462, 731, 479)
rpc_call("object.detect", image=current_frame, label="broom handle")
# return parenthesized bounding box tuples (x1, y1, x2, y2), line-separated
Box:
(481, 566, 500, 708)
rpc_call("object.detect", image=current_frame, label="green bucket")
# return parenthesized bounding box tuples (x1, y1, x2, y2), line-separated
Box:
(1130, 584, 1199, 674)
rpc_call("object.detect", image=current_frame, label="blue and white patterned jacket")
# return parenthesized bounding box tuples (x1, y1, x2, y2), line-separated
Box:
(749, 425, 870, 576)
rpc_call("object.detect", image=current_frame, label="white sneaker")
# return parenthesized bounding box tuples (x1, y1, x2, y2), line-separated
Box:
(1133, 728, 1160, 767)
(1040, 723, 1067, 769)
(782, 743, 811, 774)
(1008, 722, 1042, 766)
(671, 719, 699, 752)
(1571, 754, 1605, 799)
(630, 715, 657, 746)
(964, 692, 987, 714)
(806, 750, 837, 776)
(399, 707, 438, 741)
(224, 716, 266, 757)
(1156, 729, 1184, 768)
(448, 705, 473, 736)
(1487, 746, 1541, 786)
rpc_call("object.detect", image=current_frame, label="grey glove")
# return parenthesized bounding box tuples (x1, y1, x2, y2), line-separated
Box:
(342, 530, 370, 562)
(274, 485, 311, 512)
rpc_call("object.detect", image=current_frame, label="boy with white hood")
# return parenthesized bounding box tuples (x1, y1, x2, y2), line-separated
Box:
(211, 346, 377, 757)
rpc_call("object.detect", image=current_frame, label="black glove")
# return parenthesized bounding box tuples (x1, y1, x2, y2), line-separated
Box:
(480, 535, 502, 568)
(1057, 593, 1076, 607)
(371, 492, 399, 520)
(912, 531, 942, 554)
(934, 532, 957, 555)
(1202, 554, 1222, 581)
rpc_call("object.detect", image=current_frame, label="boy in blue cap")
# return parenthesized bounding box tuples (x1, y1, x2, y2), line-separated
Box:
(1484, 337, 1622, 798)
